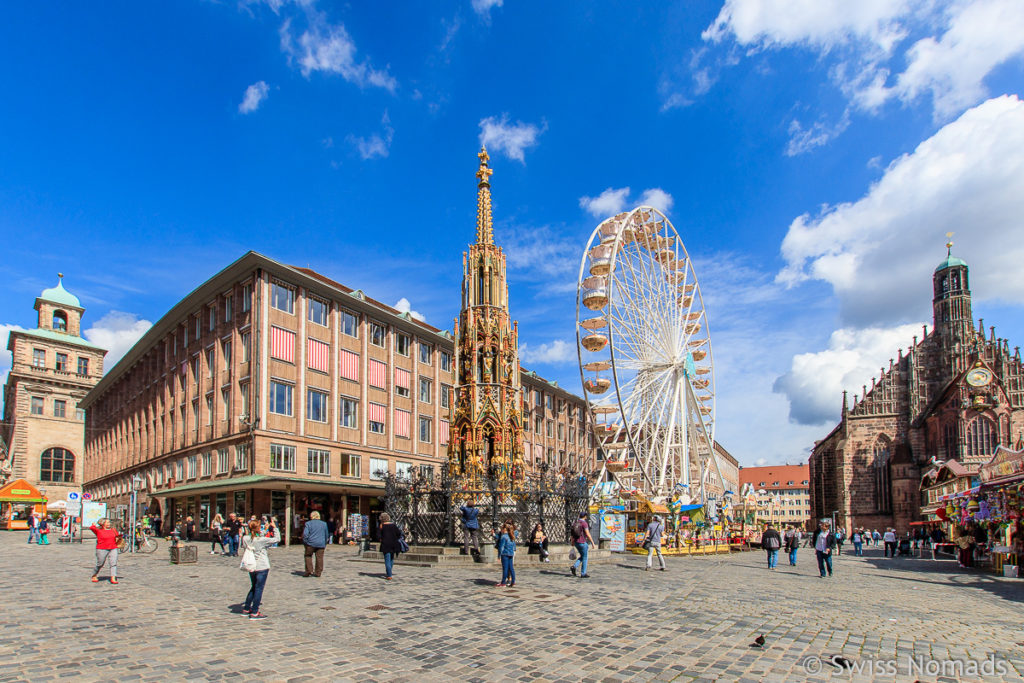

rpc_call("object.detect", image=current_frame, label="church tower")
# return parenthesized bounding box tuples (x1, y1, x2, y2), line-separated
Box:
(446, 148, 526, 488)
(932, 235, 973, 373)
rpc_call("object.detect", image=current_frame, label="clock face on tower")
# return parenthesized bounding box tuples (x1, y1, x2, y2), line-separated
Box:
(965, 367, 993, 387)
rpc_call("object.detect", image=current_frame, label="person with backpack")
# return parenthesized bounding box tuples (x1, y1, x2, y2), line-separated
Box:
(459, 500, 481, 556)
(643, 515, 666, 572)
(240, 518, 280, 620)
(851, 528, 864, 556)
(783, 525, 801, 566)
(495, 520, 517, 587)
(569, 513, 595, 578)
(761, 522, 782, 570)
(378, 512, 404, 581)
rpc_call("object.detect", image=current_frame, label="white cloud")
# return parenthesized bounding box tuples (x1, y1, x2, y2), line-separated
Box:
(638, 188, 675, 214)
(754, 457, 768, 466)
(279, 13, 396, 91)
(519, 339, 575, 365)
(348, 110, 394, 160)
(777, 95, 1024, 326)
(579, 187, 630, 218)
(392, 297, 426, 322)
(478, 114, 545, 163)
(83, 311, 153, 372)
(699, 0, 1024, 122)
(238, 81, 270, 114)
(773, 323, 924, 425)
(785, 111, 851, 156)
(471, 0, 503, 21)
(579, 187, 675, 218)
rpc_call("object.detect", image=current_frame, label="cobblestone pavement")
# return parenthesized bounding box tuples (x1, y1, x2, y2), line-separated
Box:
(2, 534, 1023, 683)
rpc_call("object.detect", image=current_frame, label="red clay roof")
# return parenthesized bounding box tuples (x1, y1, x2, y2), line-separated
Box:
(738, 464, 810, 490)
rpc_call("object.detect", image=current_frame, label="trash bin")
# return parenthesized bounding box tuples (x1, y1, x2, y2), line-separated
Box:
(169, 543, 198, 564)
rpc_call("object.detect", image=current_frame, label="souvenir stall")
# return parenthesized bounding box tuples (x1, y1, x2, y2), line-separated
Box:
(0, 479, 47, 530)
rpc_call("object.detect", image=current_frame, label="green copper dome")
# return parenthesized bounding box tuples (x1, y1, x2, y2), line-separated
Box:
(39, 277, 81, 308)
(935, 254, 967, 273)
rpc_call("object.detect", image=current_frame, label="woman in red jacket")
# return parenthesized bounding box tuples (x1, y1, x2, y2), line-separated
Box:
(90, 518, 122, 584)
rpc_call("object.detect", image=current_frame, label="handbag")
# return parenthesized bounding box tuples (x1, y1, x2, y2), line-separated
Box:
(569, 547, 577, 561)
(239, 543, 259, 572)
(642, 538, 651, 550)
(397, 526, 410, 554)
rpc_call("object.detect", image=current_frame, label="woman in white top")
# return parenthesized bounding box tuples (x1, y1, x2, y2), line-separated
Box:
(210, 514, 226, 555)
(241, 519, 280, 620)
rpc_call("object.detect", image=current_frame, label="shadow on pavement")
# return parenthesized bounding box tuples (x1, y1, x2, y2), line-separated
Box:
(859, 551, 1024, 603)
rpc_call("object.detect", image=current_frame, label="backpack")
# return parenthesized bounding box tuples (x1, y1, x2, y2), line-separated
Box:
(571, 520, 584, 541)
(764, 532, 780, 550)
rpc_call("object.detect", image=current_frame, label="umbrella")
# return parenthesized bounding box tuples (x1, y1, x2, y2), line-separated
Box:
(47, 500, 67, 510)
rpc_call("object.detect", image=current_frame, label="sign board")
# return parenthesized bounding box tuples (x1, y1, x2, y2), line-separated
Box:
(82, 492, 92, 500)
(67, 492, 80, 500)
(600, 512, 626, 552)
(65, 500, 82, 516)
(82, 501, 107, 529)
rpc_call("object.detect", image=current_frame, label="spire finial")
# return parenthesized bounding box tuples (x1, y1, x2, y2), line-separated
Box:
(58, 272, 64, 281)
(945, 231, 954, 256)
(475, 146, 493, 244)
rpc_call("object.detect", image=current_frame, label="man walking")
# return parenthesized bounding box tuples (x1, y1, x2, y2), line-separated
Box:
(784, 525, 801, 566)
(302, 511, 329, 577)
(643, 515, 667, 572)
(225, 512, 242, 557)
(570, 513, 595, 578)
(813, 520, 835, 578)
(883, 528, 897, 558)
(27, 512, 40, 544)
(761, 522, 782, 570)
(852, 528, 864, 556)
(459, 500, 481, 556)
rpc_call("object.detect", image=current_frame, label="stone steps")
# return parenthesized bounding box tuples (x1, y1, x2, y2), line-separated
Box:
(351, 544, 614, 567)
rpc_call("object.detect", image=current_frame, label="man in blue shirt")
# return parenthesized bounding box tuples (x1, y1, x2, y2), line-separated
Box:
(302, 511, 329, 577)
(460, 501, 480, 556)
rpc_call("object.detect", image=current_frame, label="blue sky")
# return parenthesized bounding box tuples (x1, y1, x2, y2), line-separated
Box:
(2, 1, 1023, 466)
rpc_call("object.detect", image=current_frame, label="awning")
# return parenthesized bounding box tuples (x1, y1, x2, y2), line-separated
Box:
(159, 475, 385, 497)
(980, 445, 1024, 484)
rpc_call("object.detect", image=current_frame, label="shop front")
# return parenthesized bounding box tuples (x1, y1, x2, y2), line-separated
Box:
(157, 475, 385, 545)
(0, 479, 48, 530)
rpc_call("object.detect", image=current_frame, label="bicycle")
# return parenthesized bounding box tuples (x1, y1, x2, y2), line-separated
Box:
(115, 522, 159, 553)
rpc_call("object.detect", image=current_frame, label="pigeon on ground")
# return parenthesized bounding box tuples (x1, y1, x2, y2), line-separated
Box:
(749, 634, 766, 648)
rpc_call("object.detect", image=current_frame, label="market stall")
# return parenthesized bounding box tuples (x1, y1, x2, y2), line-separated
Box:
(0, 479, 47, 530)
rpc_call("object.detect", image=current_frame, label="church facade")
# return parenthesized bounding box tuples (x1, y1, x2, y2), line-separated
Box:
(809, 247, 1024, 534)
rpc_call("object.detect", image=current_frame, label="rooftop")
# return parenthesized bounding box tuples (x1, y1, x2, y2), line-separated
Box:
(38, 276, 82, 309)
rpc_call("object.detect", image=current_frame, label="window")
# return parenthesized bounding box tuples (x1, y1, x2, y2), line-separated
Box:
(534, 415, 542, 433)
(395, 409, 411, 438)
(241, 284, 252, 312)
(419, 416, 431, 443)
(53, 400, 66, 418)
(217, 448, 230, 474)
(55, 353, 68, 372)
(202, 452, 212, 476)
(341, 309, 358, 337)
(222, 340, 231, 366)
(395, 461, 412, 480)
(221, 389, 230, 420)
(271, 282, 294, 313)
(340, 350, 359, 381)
(206, 349, 214, 377)
(339, 396, 358, 429)
(524, 411, 531, 432)
(368, 403, 386, 434)
(545, 394, 553, 410)
(369, 321, 386, 347)
(534, 389, 541, 406)
(419, 377, 432, 403)
(32, 349, 45, 368)
(76, 407, 85, 421)
(395, 368, 411, 398)
(307, 389, 328, 423)
(240, 382, 250, 418)
(269, 381, 294, 416)
(234, 443, 249, 471)
(340, 453, 361, 478)
(441, 384, 451, 409)
(30, 397, 43, 415)
(77, 357, 89, 376)
(369, 360, 387, 390)
(52, 310, 68, 331)
(873, 438, 892, 514)
(224, 295, 232, 322)
(558, 423, 564, 439)
(396, 333, 410, 356)
(177, 460, 185, 482)
(308, 298, 328, 326)
(966, 418, 998, 457)
(40, 447, 75, 483)
(194, 316, 201, 340)
(208, 306, 216, 331)
(206, 395, 213, 425)
(370, 457, 388, 479)
(419, 464, 434, 479)
(308, 448, 330, 475)
(187, 454, 197, 479)
(546, 420, 553, 437)
(419, 342, 432, 364)
(269, 443, 296, 471)
(241, 332, 251, 363)
(440, 351, 451, 372)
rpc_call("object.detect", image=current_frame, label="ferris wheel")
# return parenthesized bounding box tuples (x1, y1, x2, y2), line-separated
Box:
(575, 206, 724, 502)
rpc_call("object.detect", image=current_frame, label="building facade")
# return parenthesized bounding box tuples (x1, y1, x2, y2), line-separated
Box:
(809, 247, 1024, 534)
(1, 277, 106, 516)
(738, 464, 811, 527)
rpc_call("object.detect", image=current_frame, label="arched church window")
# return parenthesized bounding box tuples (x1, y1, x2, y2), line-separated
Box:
(941, 276, 949, 293)
(40, 447, 75, 483)
(966, 418, 998, 457)
(52, 310, 68, 331)
(873, 438, 891, 514)
(943, 423, 958, 459)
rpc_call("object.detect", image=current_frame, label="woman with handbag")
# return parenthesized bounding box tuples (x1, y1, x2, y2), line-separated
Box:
(240, 518, 280, 620)
(528, 523, 550, 561)
(379, 513, 404, 581)
(89, 518, 122, 584)
(210, 514, 226, 555)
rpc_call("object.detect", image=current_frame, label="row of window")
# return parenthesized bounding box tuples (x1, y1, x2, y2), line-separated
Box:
(175, 285, 252, 354)
(31, 349, 90, 376)
(269, 381, 449, 419)
(266, 444, 433, 481)
(756, 481, 810, 487)
(29, 396, 85, 421)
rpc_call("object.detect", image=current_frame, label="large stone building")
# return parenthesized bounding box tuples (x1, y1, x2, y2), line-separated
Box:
(1, 277, 106, 516)
(809, 247, 1024, 534)
(81, 157, 596, 539)
(738, 464, 811, 527)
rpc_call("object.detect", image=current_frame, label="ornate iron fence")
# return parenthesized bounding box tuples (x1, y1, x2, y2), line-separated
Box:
(379, 464, 589, 546)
